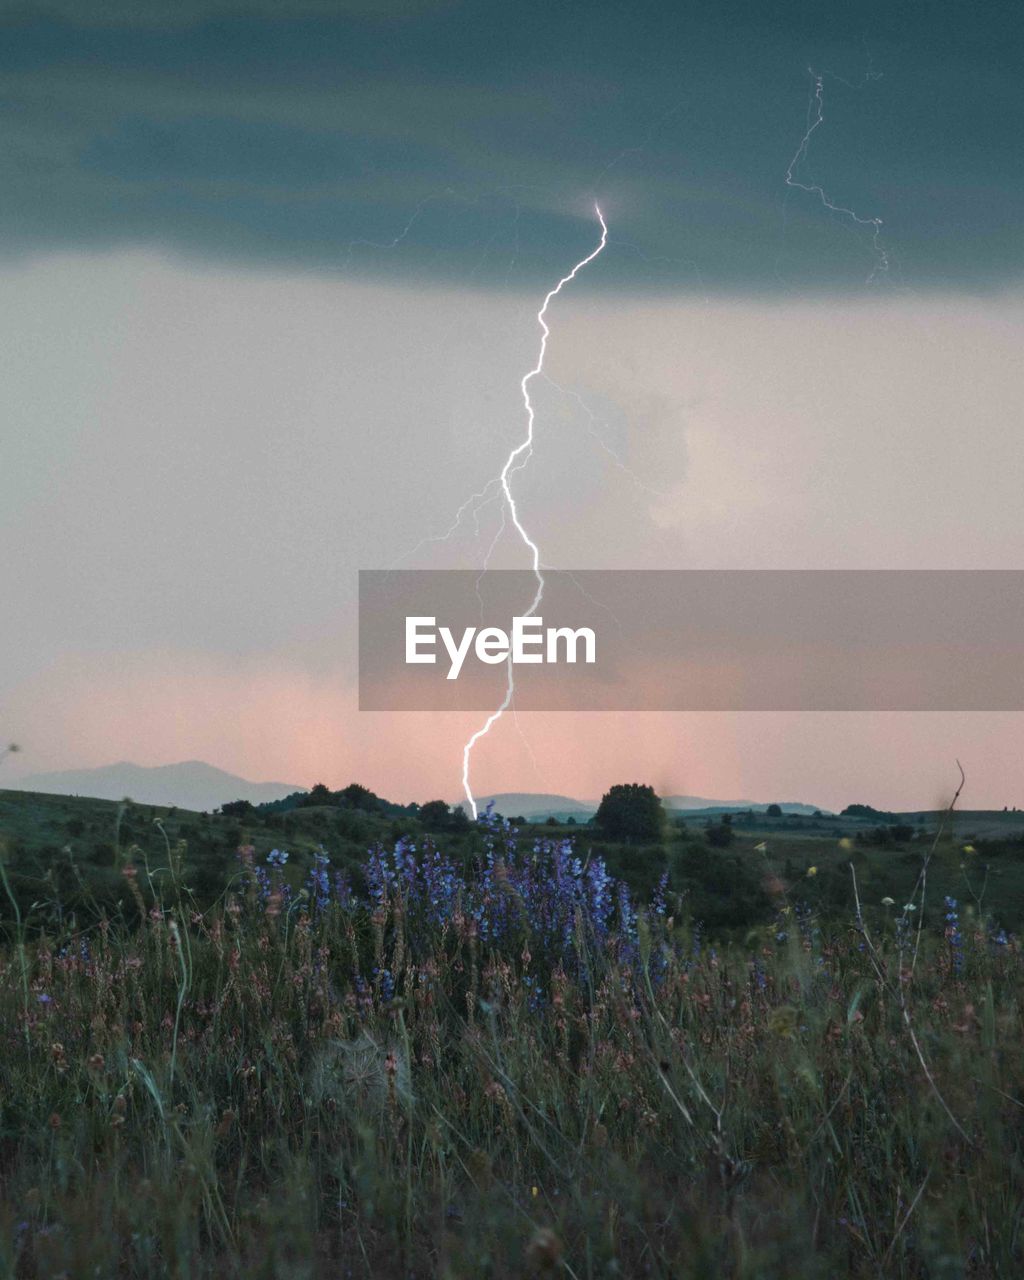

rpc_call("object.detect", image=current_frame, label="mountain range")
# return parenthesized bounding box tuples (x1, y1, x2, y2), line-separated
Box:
(460, 792, 826, 821)
(4, 761, 302, 812)
(2, 761, 827, 818)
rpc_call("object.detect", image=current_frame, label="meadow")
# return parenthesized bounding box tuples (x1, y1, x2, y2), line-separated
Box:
(0, 795, 1022, 1277)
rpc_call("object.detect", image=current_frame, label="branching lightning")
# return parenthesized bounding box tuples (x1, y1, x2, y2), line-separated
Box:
(460, 204, 608, 817)
(540, 373, 670, 499)
(785, 70, 889, 282)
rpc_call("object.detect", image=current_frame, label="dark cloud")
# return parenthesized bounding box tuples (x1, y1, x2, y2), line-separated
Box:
(0, 0, 1019, 289)
(1, 1, 457, 25)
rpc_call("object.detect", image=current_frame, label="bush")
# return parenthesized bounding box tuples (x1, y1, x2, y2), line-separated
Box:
(672, 842, 771, 930)
(705, 821, 734, 848)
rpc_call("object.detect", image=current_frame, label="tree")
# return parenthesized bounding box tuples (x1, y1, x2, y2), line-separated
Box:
(417, 799, 471, 832)
(300, 783, 335, 808)
(219, 799, 254, 817)
(594, 783, 664, 842)
(418, 799, 453, 830)
(448, 806, 471, 832)
(337, 783, 382, 813)
(841, 803, 894, 820)
(766, 804, 783, 818)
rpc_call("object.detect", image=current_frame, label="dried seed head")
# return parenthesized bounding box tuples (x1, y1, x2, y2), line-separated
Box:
(526, 1227, 563, 1270)
(215, 1109, 236, 1138)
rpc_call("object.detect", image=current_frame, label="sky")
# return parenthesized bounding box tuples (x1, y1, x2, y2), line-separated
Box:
(1, 0, 1022, 810)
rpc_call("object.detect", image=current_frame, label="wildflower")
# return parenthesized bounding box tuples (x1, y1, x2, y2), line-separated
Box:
(806, 865, 818, 877)
(36, 993, 52, 1005)
(306, 847, 331, 914)
(944, 896, 965, 975)
(531, 1185, 539, 1198)
(963, 844, 976, 854)
(881, 896, 895, 906)
(902, 903, 917, 912)
(267, 848, 289, 867)
(374, 967, 395, 1002)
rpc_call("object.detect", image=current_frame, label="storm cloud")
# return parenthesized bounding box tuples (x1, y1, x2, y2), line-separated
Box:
(0, 0, 1019, 289)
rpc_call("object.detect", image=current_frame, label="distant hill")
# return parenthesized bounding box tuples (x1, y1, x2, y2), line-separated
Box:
(663, 796, 827, 816)
(457, 792, 828, 820)
(456, 793, 597, 821)
(4, 761, 303, 812)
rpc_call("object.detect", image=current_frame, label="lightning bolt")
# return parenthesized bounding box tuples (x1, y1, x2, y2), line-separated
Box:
(785, 70, 889, 282)
(460, 204, 608, 818)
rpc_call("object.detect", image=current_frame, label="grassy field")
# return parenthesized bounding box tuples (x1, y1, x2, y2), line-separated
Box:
(0, 794, 1021, 1276)
(1, 787, 1022, 934)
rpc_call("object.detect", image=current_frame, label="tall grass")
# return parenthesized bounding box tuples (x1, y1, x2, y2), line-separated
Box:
(0, 818, 1020, 1277)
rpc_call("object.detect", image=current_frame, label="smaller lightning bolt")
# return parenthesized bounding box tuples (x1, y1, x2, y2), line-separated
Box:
(390, 477, 503, 569)
(540, 373, 670, 499)
(461, 205, 608, 818)
(785, 70, 889, 282)
(343, 192, 455, 266)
